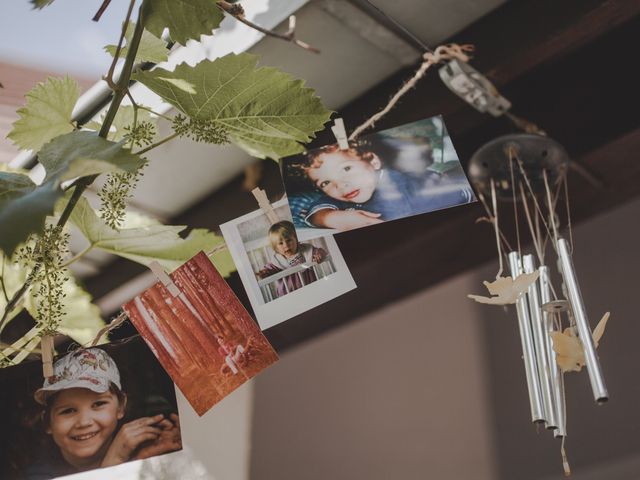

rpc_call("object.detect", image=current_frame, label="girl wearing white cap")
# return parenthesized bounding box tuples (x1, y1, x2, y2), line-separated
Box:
(29, 347, 180, 478)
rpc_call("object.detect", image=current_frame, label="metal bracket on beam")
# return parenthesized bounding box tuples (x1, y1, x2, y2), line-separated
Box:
(439, 59, 511, 116)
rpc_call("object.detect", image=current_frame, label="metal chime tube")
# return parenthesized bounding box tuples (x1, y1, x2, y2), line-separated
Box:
(523, 256, 557, 429)
(508, 251, 545, 422)
(539, 266, 566, 436)
(557, 238, 609, 403)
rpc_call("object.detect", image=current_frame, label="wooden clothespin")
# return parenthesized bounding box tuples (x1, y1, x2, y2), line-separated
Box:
(331, 118, 349, 150)
(251, 188, 280, 224)
(41, 334, 55, 378)
(149, 261, 180, 297)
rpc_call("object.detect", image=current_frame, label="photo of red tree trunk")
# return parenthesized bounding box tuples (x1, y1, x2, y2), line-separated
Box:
(124, 252, 278, 416)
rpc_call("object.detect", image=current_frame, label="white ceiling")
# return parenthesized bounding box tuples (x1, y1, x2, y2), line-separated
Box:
(2, 0, 506, 288)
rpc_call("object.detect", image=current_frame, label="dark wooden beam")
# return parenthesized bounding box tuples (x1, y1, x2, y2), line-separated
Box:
(339, 0, 640, 141)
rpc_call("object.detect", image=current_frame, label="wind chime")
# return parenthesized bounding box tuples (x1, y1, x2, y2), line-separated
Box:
(465, 132, 610, 474)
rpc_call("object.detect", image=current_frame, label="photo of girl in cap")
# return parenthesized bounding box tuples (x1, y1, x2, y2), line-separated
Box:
(0, 336, 182, 480)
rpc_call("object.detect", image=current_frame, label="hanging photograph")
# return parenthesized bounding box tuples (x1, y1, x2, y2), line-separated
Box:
(0, 336, 182, 480)
(220, 198, 356, 330)
(123, 252, 278, 416)
(281, 115, 476, 237)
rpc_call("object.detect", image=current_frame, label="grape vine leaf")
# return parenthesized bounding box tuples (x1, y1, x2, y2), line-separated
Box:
(133, 53, 332, 159)
(85, 105, 157, 143)
(7, 76, 79, 152)
(0, 173, 62, 256)
(105, 21, 168, 65)
(31, 0, 55, 9)
(206, 235, 236, 278)
(70, 196, 234, 273)
(142, 0, 224, 46)
(38, 131, 146, 182)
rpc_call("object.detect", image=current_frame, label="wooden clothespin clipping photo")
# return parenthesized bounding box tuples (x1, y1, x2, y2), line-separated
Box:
(40, 334, 55, 378)
(331, 117, 349, 150)
(251, 187, 280, 224)
(149, 261, 180, 297)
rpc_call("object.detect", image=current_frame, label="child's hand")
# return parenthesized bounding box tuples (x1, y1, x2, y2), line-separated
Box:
(257, 264, 281, 279)
(133, 413, 182, 460)
(310, 209, 383, 230)
(101, 414, 165, 467)
(312, 249, 326, 263)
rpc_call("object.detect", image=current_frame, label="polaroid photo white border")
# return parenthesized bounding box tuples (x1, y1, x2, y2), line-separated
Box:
(220, 198, 356, 330)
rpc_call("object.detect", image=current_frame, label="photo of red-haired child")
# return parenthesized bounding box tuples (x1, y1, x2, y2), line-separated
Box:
(281, 116, 476, 237)
(0, 336, 181, 480)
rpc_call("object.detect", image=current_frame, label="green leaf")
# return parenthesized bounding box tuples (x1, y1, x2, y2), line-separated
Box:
(7, 76, 79, 152)
(70, 197, 225, 271)
(206, 236, 235, 278)
(0, 171, 37, 203)
(0, 174, 62, 256)
(38, 131, 146, 182)
(105, 21, 168, 64)
(155, 77, 196, 94)
(134, 53, 332, 159)
(85, 105, 157, 143)
(142, 0, 224, 46)
(49, 279, 105, 345)
(31, 0, 55, 8)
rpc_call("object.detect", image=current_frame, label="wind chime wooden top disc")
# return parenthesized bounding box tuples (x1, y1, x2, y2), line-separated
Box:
(468, 133, 570, 200)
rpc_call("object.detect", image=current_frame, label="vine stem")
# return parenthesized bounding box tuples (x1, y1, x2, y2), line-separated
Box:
(0, 5, 147, 333)
(216, 1, 320, 53)
(61, 245, 94, 268)
(136, 104, 174, 122)
(104, 0, 136, 90)
(125, 90, 174, 122)
(135, 132, 179, 155)
(0, 253, 8, 303)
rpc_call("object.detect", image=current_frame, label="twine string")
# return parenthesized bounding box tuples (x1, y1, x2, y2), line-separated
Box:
(349, 44, 473, 140)
(88, 311, 128, 347)
(519, 182, 544, 264)
(543, 169, 561, 248)
(490, 179, 504, 277)
(507, 147, 522, 255)
(563, 174, 574, 253)
(477, 192, 513, 253)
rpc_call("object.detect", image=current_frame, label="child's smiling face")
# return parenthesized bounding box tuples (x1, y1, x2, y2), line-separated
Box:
(47, 387, 124, 469)
(273, 232, 298, 259)
(308, 150, 381, 203)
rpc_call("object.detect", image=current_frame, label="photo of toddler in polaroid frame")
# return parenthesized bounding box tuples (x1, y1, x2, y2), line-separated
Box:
(220, 197, 355, 330)
(0, 338, 181, 480)
(256, 220, 328, 299)
(282, 116, 476, 235)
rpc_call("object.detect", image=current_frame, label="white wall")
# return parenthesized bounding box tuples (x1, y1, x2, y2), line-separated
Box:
(249, 266, 497, 480)
(248, 195, 640, 480)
